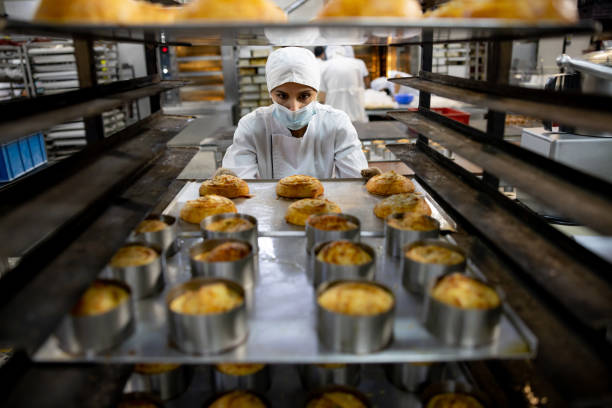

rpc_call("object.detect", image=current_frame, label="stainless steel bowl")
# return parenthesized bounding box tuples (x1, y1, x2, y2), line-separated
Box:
(385, 213, 439, 257)
(305, 386, 372, 408)
(311, 241, 375, 288)
(124, 364, 193, 400)
(108, 242, 164, 300)
(201, 213, 259, 253)
(316, 280, 395, 354)
(212, 364, 271, 393)
(384, 363, 443, 392)
(55, 279, 134, 354)
(402, 239, 466, 295)
(305, 213, 361, 254)
(299, 364, 360, 390)
(166, 278, 248, 355)
(133, 214, 177, 252)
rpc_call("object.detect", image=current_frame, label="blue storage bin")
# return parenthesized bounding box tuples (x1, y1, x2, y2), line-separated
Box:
(0, 133, 48, 182)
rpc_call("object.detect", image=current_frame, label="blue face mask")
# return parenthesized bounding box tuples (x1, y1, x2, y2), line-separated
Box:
(273, 102, 316, 131)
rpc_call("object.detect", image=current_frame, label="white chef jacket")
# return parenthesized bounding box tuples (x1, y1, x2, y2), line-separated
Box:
(320, 55, 369, 123)
(222, 102, 368, 179)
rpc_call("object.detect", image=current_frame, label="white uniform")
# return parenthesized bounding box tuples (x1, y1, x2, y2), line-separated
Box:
(222, 102, 367, 179)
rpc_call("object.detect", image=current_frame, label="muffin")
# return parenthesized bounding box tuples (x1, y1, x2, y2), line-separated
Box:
(180, 0, 287, 22)
(366, 171, 415, 196)
(373, 193, 431, 219)
(316, 241, 372, 266)
(134, 363, 181, 374)
(170, 282, 243, 315)
(307, 392, 367, 408)
(110, 245, 159, 268)
(308, 214, 358, 231)
(286, 199, 341, 226)
(180, 195, 237, 225)
(71, 281, 129, 317)
(205, 217, 255, 233)
(208, 390, 267, 408)
(318, 282, 394, 316)
(425, 0, 576, 22)
(388, 213, 437, 231)
(432, 273, 500, 310)
(216, 363, 265, 376)
(135, 219, 168, 234)
(193, 242, 251, 262)
(199, 175, 250, 199)
(426, 393, 485, 408)
(276, 175, 324, 199)
(405, 244, 464, 266)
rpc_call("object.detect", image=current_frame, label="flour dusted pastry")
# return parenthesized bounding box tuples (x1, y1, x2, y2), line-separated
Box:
(308, 214, 358, 231)
(216, 363, 265, 376)
(277, 175, 324, 198)
(318, 282, 394, 316)
(34, 0, 178, 23)
(180, 195, 237, 225)
(208, 390, 267, 408)
(426, 393, 485, 408)
(426, 0, 577, 22)
(373, 193, 431, 219)
(366, 171, 415, 196)
(405, 244, 464, 266)
(431, 273, 500, 310)
(179, 0, 287, 22)
(135, 219, 168, 234)
(199, 174, 250, 199)
(205, 217, 255, 233)
(387, 213, 437, 231)
(286, 199, 341, 226)
(193, 242, 251, 262)
(110, 245, 158, 268)
(71, 281, 129, 317)
(316, 241, 372, 266)
(317, 0, 423, 18)
(135, 363, 181, 374)
(170, 282, 243, 315)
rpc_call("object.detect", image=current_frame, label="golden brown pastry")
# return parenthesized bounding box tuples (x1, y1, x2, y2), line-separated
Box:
(180, 0, 287, 22)
(317, 0, 422, 18)
(374, 193, 431, 219)
(318, 282, 394, 316)
(34, 0, 178, 23)
(432, 273, 500, 310)
(276, 175, 324, 199)
(426, 393, 485, 408)
(366, 171, 415, 196)
(216, 363, 265, 376)
(71, 281, 129, 317)
(307, 392, 367, 408)
(170, 282, 243, 315)
(286, 199, 341, 227)
(387, 213, 437, 231)
(180, 195, 237, 225)
(405, 244, 464, 266)
(308, 214, 358, 231)
(426, 0, 576, 22)
(205, 217, 255, 233)
(110, 245, 158, 268)
(199, 175, 250, 199)
(193, 242, 251, 262)
(316, 241, 372, 266)
(208, 390, 267, 408)
(135, 219, 168, 234)
(134, 363, 181, 374)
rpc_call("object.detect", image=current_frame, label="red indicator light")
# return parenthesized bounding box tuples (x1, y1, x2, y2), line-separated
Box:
(162, 46, 168, 53)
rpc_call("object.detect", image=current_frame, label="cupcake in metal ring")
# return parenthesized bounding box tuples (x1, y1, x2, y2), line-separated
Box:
(169, 282, 244, 315)
(316, 241, 372, 266)
(207, 390, 267, 408)
(134, 219, 169, 234)
(431, 273, 500, 310)
(286, 199, 341, 226)
(110, 245, 159, 268)
(405, 244, 465, 267)
(199, 174, 250, 199)
(276, 175, 324, 198)
(306, 389, 369, 408)
(193, 241, 251, 263)
(318, 281, 393, 316)
(205, 217, 255, 233)
(71, 280, 129, 317)
(180, 195, 237, 225)
(374, 193, 431, 219)
(366, 171, 415, 196)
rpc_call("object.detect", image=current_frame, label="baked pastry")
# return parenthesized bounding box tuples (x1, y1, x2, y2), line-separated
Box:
(135, 363, 181, 374)
(180, 195, 237, 225)
(209, 391, 266, 408)
(318, 282, 394, 316)
(317, 0, 423, 18)
(277, 175, 324, 198)
(316, 241, 372, 266)
(35, 0, 178, 23)
(205, 217, 255, 233)
(170, 282, 243, 315)
(180, 0, 287, 22)
(71, 281, 129, 317)
(110, 245, 158, 268)
(308, 214, 358, 231)
(193, 242, 251, 262)
(366, 171, 415, 196)
(387, 213, 437, 231)
(373, 193, 431, 219)
(135, 219, 168, 234)
(426, 393, 485, 408)
(405, 244, 464, 266)
(286, 199, 341, 226)
(426, 0, 577, 22)
(432, 273, 500, 310)
(199, 175, 250, 199)
(307, 392, 367, 408)
(216, 363, 265, 376)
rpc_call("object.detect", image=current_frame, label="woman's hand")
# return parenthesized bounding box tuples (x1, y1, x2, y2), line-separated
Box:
(361, 167, 382, 180)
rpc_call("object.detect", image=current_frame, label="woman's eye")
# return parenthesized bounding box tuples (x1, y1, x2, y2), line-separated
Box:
(299, 93, 311, 101)
(276, 93, 287, 100)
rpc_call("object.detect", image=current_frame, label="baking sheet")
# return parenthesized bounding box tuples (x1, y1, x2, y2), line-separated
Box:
(162, 179, 456, 237)
(34, 235, 536, 364)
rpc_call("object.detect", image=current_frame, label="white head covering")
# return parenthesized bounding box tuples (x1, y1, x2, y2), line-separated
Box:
(266, 47, 320, 93)
(325, 45, 346, 59)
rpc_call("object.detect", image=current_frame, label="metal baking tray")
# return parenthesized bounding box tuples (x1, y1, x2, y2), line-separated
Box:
(161, 179, 456, 238)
